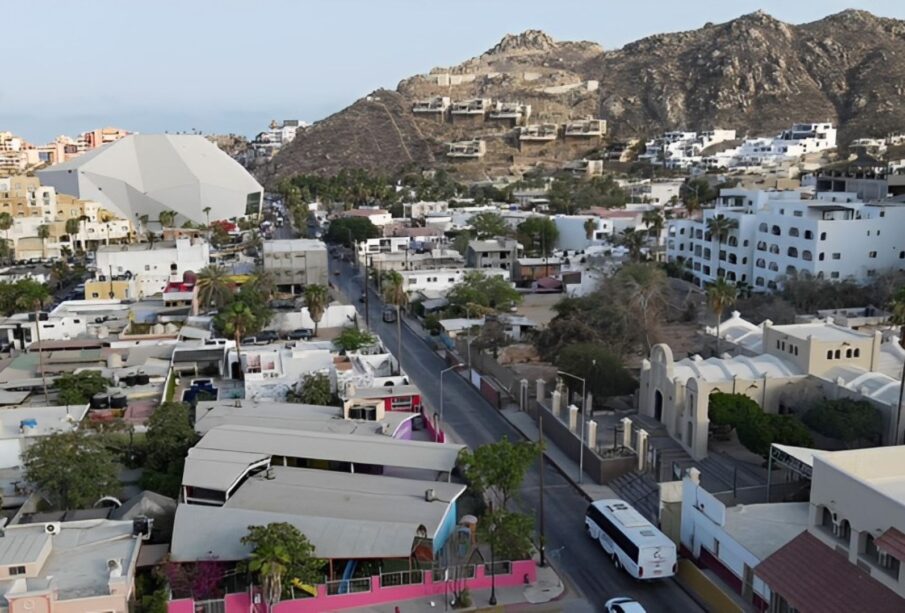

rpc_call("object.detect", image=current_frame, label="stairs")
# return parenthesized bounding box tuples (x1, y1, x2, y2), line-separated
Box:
(609, 470, 660, 521)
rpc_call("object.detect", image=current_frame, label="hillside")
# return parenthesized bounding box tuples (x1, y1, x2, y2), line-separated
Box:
(261, 10, 905, 184)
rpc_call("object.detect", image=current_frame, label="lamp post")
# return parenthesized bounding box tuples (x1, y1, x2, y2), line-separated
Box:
(439, 363, 463, 442)
(558, 369, 587, 484)
(538, 410, 546, 567)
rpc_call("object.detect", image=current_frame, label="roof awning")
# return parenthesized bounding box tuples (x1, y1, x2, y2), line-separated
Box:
(756, 532, 905, 613)
(876, 527, 905, 563)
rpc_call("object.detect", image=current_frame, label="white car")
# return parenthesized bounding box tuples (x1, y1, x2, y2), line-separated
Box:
(604, 597, 646, 613)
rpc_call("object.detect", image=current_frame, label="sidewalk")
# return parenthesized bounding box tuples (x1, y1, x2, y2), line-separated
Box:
(500, 406, 617, 503)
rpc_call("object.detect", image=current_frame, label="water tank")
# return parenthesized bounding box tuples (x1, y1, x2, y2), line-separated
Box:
(164, 323, 178, 334)
(110, 394, 127, 409)
(91, 393, 109, 409)
(136, 371, 150, 385)
(107, 353, 123, 368)
(121, 373, 137, 387)
(151, 323, 165, 335)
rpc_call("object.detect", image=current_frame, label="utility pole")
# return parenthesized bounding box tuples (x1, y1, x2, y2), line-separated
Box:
(538, 410, 546, 567)
(364, 248, 370, 327)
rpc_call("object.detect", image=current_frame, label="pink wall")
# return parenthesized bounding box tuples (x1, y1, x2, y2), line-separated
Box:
(168, 561, 537, 613)
(421, 408, 446, 443)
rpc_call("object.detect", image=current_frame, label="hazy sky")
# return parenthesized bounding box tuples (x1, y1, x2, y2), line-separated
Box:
(4, 0, 904, 142)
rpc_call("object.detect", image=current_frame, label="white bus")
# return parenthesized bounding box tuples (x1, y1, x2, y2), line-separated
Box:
(585, 499, 676, 580)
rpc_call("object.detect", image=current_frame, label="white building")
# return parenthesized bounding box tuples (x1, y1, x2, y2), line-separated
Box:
(357, 236, 409, 259)
(238, 344, 334, 401)
(666, 188, 905, 290)
(398, 267, 508, 294)
(94, 238, 210, 298)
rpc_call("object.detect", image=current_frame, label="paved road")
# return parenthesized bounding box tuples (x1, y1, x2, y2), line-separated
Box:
(329, 256, 702, 613)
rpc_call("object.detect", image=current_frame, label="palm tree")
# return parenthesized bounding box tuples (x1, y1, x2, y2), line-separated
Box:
(17, 281, 50, 402)
(203, 206, 212, 228)
(36, 224, 50, 260)
(222, 302, 256, 380)
(383, 271, 408, 375)
(146, 230, 157, 249)
(0, 212, 13, 262)
(705, 215, 738, 245)
(247, 540, 290, 606)
(304, 284, 328, 336)
(195, 265, 232, 311)
(707, 277, 738, 356)
(158, 210, 176, 230)
(642, 209, 665, 239)
(617, 228, 646, 262)
(583, 217, 597, 240)
(888, 288, 905, 444)
(64, 217, 81, 249)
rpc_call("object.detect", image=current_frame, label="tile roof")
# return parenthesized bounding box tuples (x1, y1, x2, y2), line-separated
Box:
(877, 527, 905, 564)
(756, 532, 905, 613)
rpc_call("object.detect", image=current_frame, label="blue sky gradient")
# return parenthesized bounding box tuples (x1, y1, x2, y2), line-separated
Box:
(3, 1, 904, 141)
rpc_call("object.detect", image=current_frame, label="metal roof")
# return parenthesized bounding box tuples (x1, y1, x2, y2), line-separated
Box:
(196, 425, 464, 473)
(0, 532, 49, 565)
(182, 448, 270, 491)
(171, 504, 419, 561)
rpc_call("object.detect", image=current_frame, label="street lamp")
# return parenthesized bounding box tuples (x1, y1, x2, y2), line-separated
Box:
(558, 368, 587, 484)
(439, 363, 464, 442)
(488, 501, 497, 606)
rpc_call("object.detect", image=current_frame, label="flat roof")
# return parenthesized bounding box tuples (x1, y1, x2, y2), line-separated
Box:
(225, 466, 464, 539)
(0, 404, 88, 439)
(774, 322, 873, 343)
(262, 239, 327, 252)
(722, 502, 809, 560)
(172, 504, 419, 562)
(196, 424, 464, 473)
(0, 532, 49, 565)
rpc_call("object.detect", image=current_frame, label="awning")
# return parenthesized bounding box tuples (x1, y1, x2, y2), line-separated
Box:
(756, 532, 905, 613)
(876, 527, 905, 563)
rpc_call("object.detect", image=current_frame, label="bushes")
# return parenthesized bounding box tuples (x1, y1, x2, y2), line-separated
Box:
(803, 398, 883, 446)
(556, 343, 637, 401)
(708, 392, 813, 458)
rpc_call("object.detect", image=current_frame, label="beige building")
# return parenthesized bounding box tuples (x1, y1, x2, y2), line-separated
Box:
(639, 313, 905, 460)
(756, 445, 905, 611)
(0, 519, 144, 613)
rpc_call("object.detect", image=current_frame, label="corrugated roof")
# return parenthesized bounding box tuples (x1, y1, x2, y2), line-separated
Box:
(0, 532, 49, 565)
(182, 448, 270, 491)
(171, 504, 418, 561)
(197, 424, 463, 473)
(756, 532, 905, 613)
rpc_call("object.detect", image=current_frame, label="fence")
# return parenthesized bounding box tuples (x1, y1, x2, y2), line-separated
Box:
(193, 599, 226, 613)
(168, 560, 537, 613)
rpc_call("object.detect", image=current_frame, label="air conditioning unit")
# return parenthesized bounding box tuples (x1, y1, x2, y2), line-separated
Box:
(44, 522, 61, 535)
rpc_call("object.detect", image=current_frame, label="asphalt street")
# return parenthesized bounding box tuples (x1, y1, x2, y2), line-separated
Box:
(329, 255, 703, 613)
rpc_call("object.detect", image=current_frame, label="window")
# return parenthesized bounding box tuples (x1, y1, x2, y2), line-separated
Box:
(743, 240, 749, 247)
(756, 241, 767, 251)
(758, 223, 768, 232)
(802, 251, 813, 261)
(820, 232, 827, 240)
(854, 348, 860, 358)
(771, 225, 781, 236)
(832, 253, 841, 260)
(755, 277, 764, 287)
(819, 252, 825, 261)
(789, 227, 800, 237)
(8, 566, 25, 576)
(144, 264, 151, 271)
(756, 259, 766, 269)
(794, 346, 799, 356)
(768, 262, 779, 271)
(787, 247, 798, 258)
(846, 349, 852, 358)
(834, 350, 841, 359)
(831, 271, 840, 279)
(827, 350, 833, 360)
(804, 230, 814, 239)
(793, 210, 803, 217)
(769, 244, 780, 254)
(868, 251, 877, 258)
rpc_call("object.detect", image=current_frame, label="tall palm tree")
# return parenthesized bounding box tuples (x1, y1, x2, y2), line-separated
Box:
(705, 215, 738, 245)
(383, 271, 408, 375)
(203, 206, 212, 228)
(0, 212, 13, 262)
(888, 288, 905, 444)
(707, 277, 738, 356)
(583, 217, 597, 240)
(36, 224, 50, 260)
(642, 209, 665, 238)
(195, 265, 232, 311)
(158, 210, 176, 230)
(304, 284, 328, 336)
(64, 217, 81, 250)
(17, 281, 50, 402)
(247, 540, 290, 606)
(222, 302, 256, 380)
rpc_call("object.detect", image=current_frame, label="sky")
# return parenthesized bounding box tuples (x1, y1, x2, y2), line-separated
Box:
(4, 0, 905, 142)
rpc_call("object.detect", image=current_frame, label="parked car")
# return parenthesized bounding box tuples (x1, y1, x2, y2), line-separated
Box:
(359, 292, 366, 303)
(604, 597, 646, 613)
(286, 328, 314, 340)
(254, 330, 280, 344)
(382, 307, 397, 323)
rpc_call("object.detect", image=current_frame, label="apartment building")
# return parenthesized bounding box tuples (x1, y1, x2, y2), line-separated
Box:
(756, 446, 905, 612)
(666, 188, 905, 290)
(398, 267, 508, 293)
(262, 239, 328, 292)
(465, 238, 522, 270)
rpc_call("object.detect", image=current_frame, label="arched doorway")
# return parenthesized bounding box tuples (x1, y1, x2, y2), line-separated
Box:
(654, 390, 663, 422)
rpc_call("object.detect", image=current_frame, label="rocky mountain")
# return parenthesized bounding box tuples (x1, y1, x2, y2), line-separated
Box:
(261, 10, 905, 184)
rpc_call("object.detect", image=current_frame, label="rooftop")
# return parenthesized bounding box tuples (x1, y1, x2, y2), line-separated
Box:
(756, 531, 905, 613)
(722, 502, 809, 560)
(262, 239, 327, 253)
(774, 322, 874, 343)
(815, 446, 905, 499)
(674, 352, 802, 383)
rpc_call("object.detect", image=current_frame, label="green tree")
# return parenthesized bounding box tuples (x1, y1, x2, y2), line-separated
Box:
(803, 398, 883, 446)
(195, 265, 233, 310)
(335, 327, 377, 352)
(56, 371, 111, 406)
(469, 212, 510, 239)
(583, 217, 598, 240)
(0, 212, 13, 261)
(707, 277, 738, 355)
(479, 506, 535, 562)
(708, 392, 813, 458)
(447, 271, 521, 313)
(556, 343, 637, 404)
(296, 372, 333, 405)
(324, 217, 379, 247)
(517, 217, 558, 257)
(642, 209, 665, 238)
(216, 302, 257, 376)
(705, 215, 738, 245)
(202, 206, 212, 230)
(36, 224, 50, 260)
(17, 279, 50, 402)
(64, 217, 81, 248)
(23, 430, 119, 509)
(617, 228, 647, 262)
(303, 284, 329, 336)
(142, 402, 197, 497)
(681, 178, 716, 215)
(471, 318, 510, 358)
(241, 523, 323, 605)
(158, 210, 176, 229)
(382, 271, 407, 374)
(459, 437, 540, 508)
